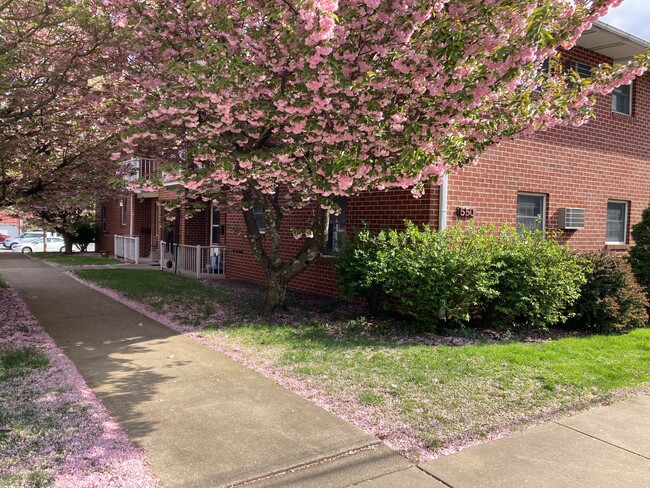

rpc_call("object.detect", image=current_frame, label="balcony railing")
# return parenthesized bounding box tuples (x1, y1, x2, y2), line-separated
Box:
(123, 158, 160, 181)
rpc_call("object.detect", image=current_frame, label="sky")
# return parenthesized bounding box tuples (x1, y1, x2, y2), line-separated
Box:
(602, 0, 650, 41)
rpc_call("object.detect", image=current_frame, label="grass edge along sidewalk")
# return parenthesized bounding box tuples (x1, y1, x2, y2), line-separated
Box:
(0, 279, 160, 487)
(30, 252, 122, 267)
(72, 268, 650, 463)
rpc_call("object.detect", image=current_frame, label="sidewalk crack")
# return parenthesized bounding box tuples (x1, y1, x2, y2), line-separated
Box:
(553, 421, 650, 461)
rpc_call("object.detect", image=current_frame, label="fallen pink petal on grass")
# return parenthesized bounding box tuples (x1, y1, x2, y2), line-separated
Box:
(0, 287, 160, 487)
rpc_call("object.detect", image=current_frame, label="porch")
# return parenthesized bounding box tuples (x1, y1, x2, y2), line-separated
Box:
(160, 241, 226, 279)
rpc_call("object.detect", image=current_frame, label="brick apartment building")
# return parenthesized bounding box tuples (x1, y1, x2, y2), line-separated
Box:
(97, 21, 650, 298)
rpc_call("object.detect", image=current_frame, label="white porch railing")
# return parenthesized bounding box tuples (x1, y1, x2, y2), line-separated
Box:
(160, 241, 226, 279)
(123, 157, 160, 181)
(114, 235, 140, 264)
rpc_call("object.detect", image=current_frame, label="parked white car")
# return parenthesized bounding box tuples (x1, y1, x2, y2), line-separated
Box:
(3, 230, 51, 249)
(13, 236, 66, 253)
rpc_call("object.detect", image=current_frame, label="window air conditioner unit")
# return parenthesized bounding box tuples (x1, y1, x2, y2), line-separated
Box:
(558, 208, 585, 230)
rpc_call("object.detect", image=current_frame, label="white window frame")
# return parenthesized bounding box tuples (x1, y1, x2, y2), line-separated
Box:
(253, 199, 265, 234)
(606, 200, 629, 245)
(120, 199, 127, 226)
(612, 82, 632, 116)
(323, 197, 347, 256)
(516, 192, 546, 233)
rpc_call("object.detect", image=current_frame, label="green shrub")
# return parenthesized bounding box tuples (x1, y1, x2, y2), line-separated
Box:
(335, 225, 389, 315)
(629, 205, 650, 298)
(382, 222, 498, 325)
(336, 222, 586, 330)
(569, 251, 648, 333)
(484, 227, 586, 329)
(72, 220, 97, 252)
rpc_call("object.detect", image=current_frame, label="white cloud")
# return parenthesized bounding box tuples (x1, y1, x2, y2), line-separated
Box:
(602, 0, 650, 41)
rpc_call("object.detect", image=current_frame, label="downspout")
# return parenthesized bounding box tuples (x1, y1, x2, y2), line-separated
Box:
(129, 194, 135, 237)
(439, 173, 448, 231)
(438, 173, 449, 322)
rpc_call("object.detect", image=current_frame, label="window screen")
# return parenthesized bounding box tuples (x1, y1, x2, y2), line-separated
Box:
(606, 201, 628, 244)
(516, 194, 545, 233)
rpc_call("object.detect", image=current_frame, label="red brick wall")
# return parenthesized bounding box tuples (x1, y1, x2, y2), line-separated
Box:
(96, 195, 159, 257)
(0, 211, 20, 226)
(446, 47, 650, 253)
(180, 205, 211, 246)
(222, 189, 437, 297)
(96, 196, 130, 254)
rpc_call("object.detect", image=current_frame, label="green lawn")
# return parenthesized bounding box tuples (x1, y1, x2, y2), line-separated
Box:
(74, 268, 650, 460)
(31, 252, 122, 266)
(205, 323, 650, 452)
(75, 269, 232, 326)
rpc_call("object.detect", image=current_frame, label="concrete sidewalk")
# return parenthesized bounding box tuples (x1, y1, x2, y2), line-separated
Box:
(0, 254, 437, 487)
(421, 395, 650, 487)
(1, 253, 649, 487)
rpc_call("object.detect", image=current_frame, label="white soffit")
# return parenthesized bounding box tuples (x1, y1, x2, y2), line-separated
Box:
(577, 21, 649, 63)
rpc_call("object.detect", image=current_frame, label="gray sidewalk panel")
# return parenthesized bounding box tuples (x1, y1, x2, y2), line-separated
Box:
(349, 466, 448, 488)
(249, 445, 410, 488)
(420, 422, 650, 488)
(557, 395, 650, 458)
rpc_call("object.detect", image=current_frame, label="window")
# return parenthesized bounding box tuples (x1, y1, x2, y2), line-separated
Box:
(570, 60, 592, 78)
(324, 197, 347, 255)
(606, 201, 628, 244)
(253, 199, 265, 233)
(120, 199, 127, 226)
(100, 205, 107, 233)
(541, 58, 550, 74)
(612, 83, 632, 115)
(516, 193, 546, 233)
(153, 202, 159, 238)
(210, 204, 221, 245)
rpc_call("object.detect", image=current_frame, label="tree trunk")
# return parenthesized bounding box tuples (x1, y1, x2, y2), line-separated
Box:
(240, 189, 331, 316)
(261, 270, 289, 316)
(61, 232, 75, 254)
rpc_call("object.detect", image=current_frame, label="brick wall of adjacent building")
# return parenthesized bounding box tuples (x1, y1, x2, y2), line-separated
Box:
(96, 196, 130, 255)
(97, 194, 160, 258)
(0, 211, 21, 235)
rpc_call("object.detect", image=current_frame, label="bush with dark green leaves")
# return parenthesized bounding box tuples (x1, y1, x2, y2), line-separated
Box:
(569, 250, 648, 333)
(629, 204, 650, 298)
(336, 222, 586, 330)
(72, 220, 97, 252)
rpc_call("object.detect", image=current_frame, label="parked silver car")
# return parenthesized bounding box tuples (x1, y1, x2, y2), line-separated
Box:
(3, 230, 48, 249)
(12, 236, 66, 253)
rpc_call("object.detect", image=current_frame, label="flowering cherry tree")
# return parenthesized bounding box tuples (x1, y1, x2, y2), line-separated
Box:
(113, 0, 648, 314)
(0, 0, 127, 207)
(12, 160, 124, 253)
